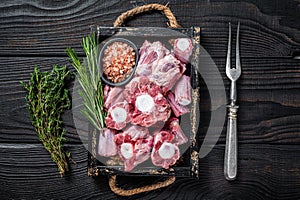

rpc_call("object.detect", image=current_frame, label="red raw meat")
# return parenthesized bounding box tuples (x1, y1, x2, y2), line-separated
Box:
(101, 39, 193, 171)
(104, 85, 125, 109)
(150, 54, 186, 93)
(173, 38, 193, 64)
(151, 130, 180, 169)
(135, 40, 169, 76)
(98, 128, 117, 157)
(165, 117, 188, 145)
(114, 126, 153, 171)
(174, 75, 191, 106)
(105, 101, 131, 130)
(124, 76, 171, 127)
(166, 91, 189, 117)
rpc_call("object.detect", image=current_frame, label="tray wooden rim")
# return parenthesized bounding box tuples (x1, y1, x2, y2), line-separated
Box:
(87, 26, 201, 178)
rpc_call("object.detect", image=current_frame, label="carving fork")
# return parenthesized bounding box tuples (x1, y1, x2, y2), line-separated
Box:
(224, 22, 241, 181)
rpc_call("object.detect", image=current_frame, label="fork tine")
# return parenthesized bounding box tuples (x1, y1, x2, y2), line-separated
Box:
(235, 22, 241, 71)
(226, 22, 231, 74)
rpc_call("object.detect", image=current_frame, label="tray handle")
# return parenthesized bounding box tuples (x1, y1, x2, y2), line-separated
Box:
(113, 3, 180, 28)
(109, 175, 176, 196)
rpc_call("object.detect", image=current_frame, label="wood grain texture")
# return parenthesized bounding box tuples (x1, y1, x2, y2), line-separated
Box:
(1, 57, 299, 144)
(0, 0, 299, 57)
(0, 143, 300, 199)
(1, 0, 300, 199)
(0, 57, 79, 143)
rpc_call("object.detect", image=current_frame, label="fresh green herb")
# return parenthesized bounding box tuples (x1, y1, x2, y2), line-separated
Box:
(66, 34, 105, 130)
(21, 65, 71, 175)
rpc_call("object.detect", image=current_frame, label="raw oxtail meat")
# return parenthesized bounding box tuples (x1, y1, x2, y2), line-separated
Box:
(173, 38, 193, 64)
(151, 130, 180, 169)
(124, 76, 171, 127)
(99, 38, 194, 171)
(135, 41, 169, 76)
(164, 117, 188, 145)
(104, 85, 125, 109)
(166, 91, 189, 117)
(149, 118, 188, 168)
(114, 126, 153, 171)
(105, 101, 131, 130)
(104, 85, 131, 130)
(98, 128, 117, 157)
(150, 54, 186, 93)
(174, 75, 191, 106)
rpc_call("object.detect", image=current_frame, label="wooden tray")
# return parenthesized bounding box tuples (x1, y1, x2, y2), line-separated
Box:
(87, 26, 201, 178)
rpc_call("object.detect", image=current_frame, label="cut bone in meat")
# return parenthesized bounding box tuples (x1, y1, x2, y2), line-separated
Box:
(104, 85, 125, 109)
(165, 117, 188, 145)
(158, 143, 176, 159)
(124, 77, 161, 104)
(135, 94, 155, 113)
(124, 76, 171, 127)
(173, 38, 193, 64)
(135, 40, 169, 76)
(105, 101, 131, 130)
(98, 128, 117, 157)
(114, 126, 153, 171)
(151, 130, 180, 169)
(150, 54, 186, 93)
(174, 75, 191, 106)
(120, 143, 133, 159)
(166, 91, 189, 117)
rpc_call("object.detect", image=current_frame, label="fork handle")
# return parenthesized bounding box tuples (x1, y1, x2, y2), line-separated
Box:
(230, 80, 237, 102)
(224, 105, 238, 180)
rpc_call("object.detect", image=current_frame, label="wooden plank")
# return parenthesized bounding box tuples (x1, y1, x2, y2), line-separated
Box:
(1, 0, 299, 199)
(0, 0, 299, 57)
(0, 143, 299, 199)
(0, 57, 299, 144)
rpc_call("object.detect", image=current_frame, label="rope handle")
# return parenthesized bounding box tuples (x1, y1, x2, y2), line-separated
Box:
(113, 3, 180, 28)
(109, 175, 176, 196)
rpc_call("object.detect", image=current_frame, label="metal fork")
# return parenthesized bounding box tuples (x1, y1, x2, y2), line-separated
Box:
(224, 22, 241, 181)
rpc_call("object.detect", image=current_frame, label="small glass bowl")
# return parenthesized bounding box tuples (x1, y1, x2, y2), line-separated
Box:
(99, 38, 139, 87)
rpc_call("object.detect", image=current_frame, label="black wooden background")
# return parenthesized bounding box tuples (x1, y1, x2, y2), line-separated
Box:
(1, 0, 300, 199)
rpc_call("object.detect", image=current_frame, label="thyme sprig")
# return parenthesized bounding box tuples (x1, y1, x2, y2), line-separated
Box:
(21, 65, 71, 175)
(66, 34, 105, 130)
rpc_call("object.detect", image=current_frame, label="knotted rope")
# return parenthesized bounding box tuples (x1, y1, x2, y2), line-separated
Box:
(113, 3, 180, 28)
(109, 175, 176, 196)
